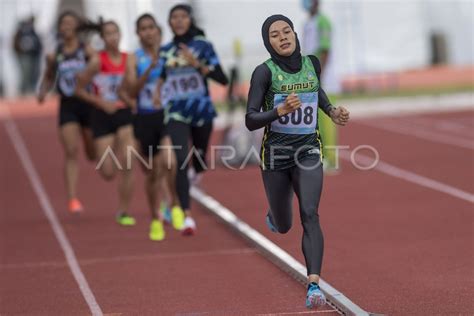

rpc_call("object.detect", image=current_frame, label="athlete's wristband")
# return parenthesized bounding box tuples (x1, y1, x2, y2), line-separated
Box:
(328, 105, 337, 117)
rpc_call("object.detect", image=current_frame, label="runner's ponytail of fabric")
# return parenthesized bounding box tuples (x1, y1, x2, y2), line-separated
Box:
(169, 4, 206, 45)
(261, 14, 302, 73)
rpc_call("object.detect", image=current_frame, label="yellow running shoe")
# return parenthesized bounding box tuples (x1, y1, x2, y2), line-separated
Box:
(149, 219, 165, 241)
(116, 213, 136, 226)
(171, 206, 185, 231)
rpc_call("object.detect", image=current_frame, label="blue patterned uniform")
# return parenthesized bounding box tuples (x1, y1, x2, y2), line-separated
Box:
(133, 48, 169, 157)
(160, 36, 221, 126)
(135, 48, 164, 114)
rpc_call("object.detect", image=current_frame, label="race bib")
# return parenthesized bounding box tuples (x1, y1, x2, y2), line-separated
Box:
(138, 82, 157, 110)
(94, 74, 122, 102)
(58, 71, 77, 96)
(165, 68, 205, 101)
(271, 92, 318, 134)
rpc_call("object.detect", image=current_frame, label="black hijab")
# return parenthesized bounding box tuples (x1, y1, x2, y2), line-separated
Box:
(169, 4, 205, 45)
(261, 14, 302, 73)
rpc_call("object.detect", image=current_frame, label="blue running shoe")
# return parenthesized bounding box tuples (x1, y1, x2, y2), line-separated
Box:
(266, 213, 278, 233)
(160, 202, 172, 225)
(306, 282, 326, 309)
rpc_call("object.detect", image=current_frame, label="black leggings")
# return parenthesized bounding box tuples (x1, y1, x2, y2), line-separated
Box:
(167, 120, 213, 210)
(261, 156, 324, 275)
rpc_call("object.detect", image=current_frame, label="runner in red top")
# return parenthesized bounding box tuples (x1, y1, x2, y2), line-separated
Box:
(75, 20, 138, 228)
(93, 50, 128, 109)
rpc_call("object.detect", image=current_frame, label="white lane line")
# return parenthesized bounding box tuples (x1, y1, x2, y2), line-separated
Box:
(345, 92, 474, 119)
(358, 120, 474, 150)
(256, 310, 337, 315)
(190, 187, 370, 316)
(404, 117, 473, 137)
(341, 151, 474, 204)
(1, 105, 103, 316)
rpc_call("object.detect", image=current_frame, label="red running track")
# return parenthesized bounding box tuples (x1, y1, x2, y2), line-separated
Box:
(2, 98, 473, 315)
(201, 109, 474, 315)
(1, 99, 339, 315)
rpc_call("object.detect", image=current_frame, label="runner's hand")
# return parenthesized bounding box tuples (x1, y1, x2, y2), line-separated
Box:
(128, 99, 137, 111)
(148, 56, 159, 70)
(278, 93, 301, 116)
(101, 101, 118, 114)
(153, 90, 162, 109)
(178, 43, 199, 68)
(330, 106, 350, 126)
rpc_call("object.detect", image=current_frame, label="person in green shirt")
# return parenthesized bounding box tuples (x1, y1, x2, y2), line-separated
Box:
(302, 0, 339, 172)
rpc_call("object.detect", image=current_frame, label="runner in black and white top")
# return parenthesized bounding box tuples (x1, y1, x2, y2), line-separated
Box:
(37, 11, 96, 214)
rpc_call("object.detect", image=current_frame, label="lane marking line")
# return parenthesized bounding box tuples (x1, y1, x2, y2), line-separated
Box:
(257, 310, 338, 315)
(340, 151, 474, 204)
(357, 120, 474, 150)
(404, 117, 473, 137)
(190, 186, 371, 316)
(1, 104, 103, 316)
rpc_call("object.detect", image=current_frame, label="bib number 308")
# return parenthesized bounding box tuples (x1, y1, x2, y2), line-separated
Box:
(271, 92, 318, 135)
(278, 106, 314, 125)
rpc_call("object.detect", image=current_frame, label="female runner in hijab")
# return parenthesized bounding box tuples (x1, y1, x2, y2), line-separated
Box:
(155, 4, 228, 235)
(245, 14, 350, 309)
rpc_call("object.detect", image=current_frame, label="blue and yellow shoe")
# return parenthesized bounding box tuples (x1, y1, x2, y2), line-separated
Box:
(116, 213, 136, 226)
(171, 206, 185, 231)
(160, 202, 172, 225)
(149, 219, 165, 241)
(306, 282, 326, 309)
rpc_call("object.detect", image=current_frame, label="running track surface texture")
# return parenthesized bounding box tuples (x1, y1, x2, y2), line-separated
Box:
(1, 98, 473, 316)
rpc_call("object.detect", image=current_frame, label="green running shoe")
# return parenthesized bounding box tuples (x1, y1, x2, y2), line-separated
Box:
(171, 206, 185, 231)
(149, 219, 165, 241)
(116, 213, 136, 226)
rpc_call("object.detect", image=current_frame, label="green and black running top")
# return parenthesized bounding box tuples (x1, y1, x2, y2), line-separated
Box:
(246, 55, 335, 170)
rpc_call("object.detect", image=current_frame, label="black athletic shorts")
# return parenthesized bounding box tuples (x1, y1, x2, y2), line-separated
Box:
(133, 110, 168, 157)
(59, 96, 92, 127)
(90, 107, 133, 139)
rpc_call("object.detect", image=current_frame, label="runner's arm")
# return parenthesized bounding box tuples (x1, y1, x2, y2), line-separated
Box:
(37, 53, 56, 103)
(182, 42, 228, 85)
(201, 42, 228, 85)
(153, 78, 165, 109)
(118, 54, 138, 108)
(133, 55, 159, 96)
(245, 64, 278, 131)
(75, 53, 105, 109)
(84, 44, 96, 60)
(201, 64, 228, 85)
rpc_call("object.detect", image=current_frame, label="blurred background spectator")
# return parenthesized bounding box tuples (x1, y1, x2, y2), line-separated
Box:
(12, 16, 42, 95)
(0, 0, 472, 98)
